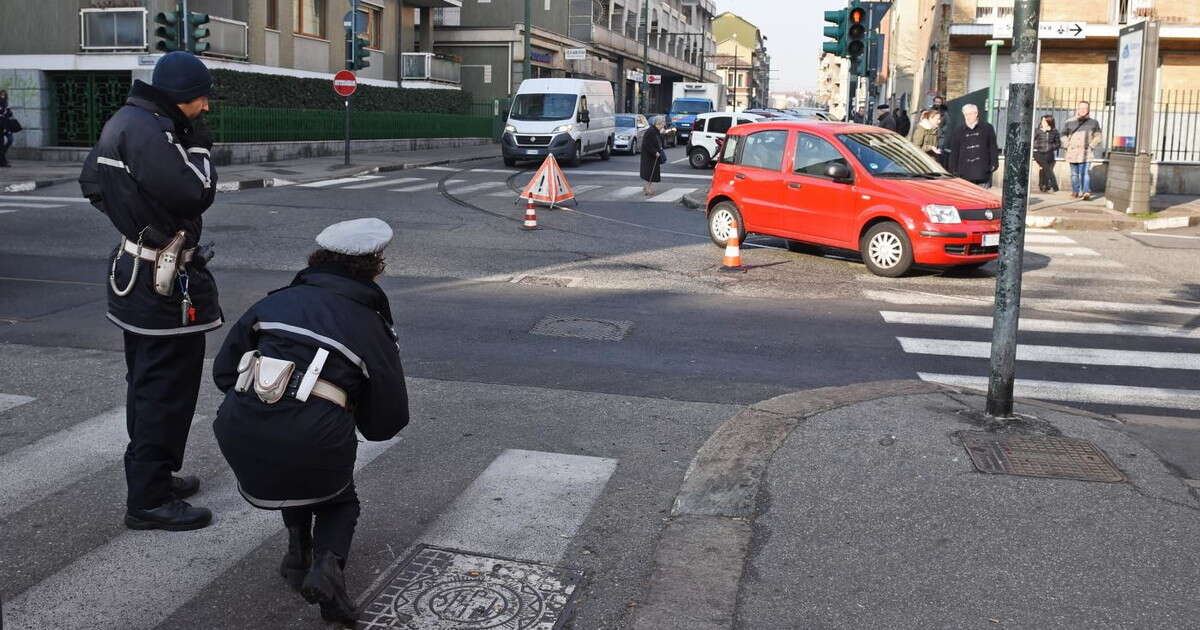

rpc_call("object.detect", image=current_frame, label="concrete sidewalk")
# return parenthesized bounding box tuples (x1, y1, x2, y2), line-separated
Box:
(633, 380, 1199, 629)
(680, 185, 1200, 231)
(0, 143, 498, 193)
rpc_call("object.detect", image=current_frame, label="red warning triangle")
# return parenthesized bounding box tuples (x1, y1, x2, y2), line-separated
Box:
(519, 154, 575, 207)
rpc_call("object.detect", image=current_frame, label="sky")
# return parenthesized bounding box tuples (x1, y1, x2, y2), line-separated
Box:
(716, 0, 848, 93)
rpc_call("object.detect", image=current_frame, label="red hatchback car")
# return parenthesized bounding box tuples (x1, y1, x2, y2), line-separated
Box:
(705, 120, 1002, 276)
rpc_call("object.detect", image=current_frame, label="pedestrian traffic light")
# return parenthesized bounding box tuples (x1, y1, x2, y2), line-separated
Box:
(351, 36, 371, 70)
(187, 12, 211, 54)
(822, 9, 848, 57)
(154, 11, 182, 53)
(846, 5, 867, 60)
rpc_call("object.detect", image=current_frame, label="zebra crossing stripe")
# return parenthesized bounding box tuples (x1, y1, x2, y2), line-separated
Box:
(0, 393, 35, 413)
(1023, 234, 1077, 244)
(448, 181, 507, 195)
(300, 176, 383, 188)
(1025, 228, 1059, 233)
(0, 209, 14, 215)
(1025, 245, 1100, 256)
(1021, 269, 1158, 282)
(647, 187, 693, 203)
(0, 202, 66, 209)
(0, 195, 90, 203)
(862, 290, 1198, 315)
(897, 337, 1200, 370)
(1031, 258, 1124, 268)
(573, 184, 603, 194)
(879, 311, 1200, 339)
(917, 373, 1200, 411)
(1, 434, 401, 630)
(609, 186, 646, 199)
(0, 407, 132, 520)
(389, 182, 440, 192)
(342, 177, 424, 190)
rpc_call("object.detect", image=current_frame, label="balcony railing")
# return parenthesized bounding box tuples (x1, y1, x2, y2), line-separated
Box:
(402, 53, 461, 85)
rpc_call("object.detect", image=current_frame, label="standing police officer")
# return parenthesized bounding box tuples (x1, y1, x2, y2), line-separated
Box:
(79, 51, 221, 531)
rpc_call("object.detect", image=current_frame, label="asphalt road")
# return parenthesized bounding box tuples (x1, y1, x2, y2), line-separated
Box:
(1, 150, 1197, 629)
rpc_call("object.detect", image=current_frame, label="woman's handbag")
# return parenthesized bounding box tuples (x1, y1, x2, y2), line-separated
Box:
(4, 118, 22, 133)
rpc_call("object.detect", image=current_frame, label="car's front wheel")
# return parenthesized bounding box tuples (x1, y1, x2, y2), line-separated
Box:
(860, 222, 914, 277)
(707, 201, 745, 247)
(566, 141, 582, 167)
(630, 139, 637, 156)
(689, 147, 711, 169)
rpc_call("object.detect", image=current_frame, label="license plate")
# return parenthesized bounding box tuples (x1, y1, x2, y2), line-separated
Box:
(982, 233, 1000, 247)
(525, 149, 539, 155)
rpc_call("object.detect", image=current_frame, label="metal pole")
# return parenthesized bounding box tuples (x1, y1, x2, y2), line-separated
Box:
(345, 0, 356, 167)
(180, 0, 189, 51)
(641, 0, 649, 113)
(344, 98, 351, 166)
(986, 39, 1004, 123)
(523, 0, 531, 86)
(864, 9, 875, 125)
(986, 0, 1040, 419)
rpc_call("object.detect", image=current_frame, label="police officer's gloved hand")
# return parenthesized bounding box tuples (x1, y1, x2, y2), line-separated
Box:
(184, 117, 215, 150)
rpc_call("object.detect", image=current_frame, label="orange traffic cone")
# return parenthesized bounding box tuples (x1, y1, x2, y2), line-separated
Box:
(720, 221, 742, 271)
(522, 199, 539, 231)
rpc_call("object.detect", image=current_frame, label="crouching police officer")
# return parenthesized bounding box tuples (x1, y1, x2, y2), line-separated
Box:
(212, 218, 410, 626)
(79, 51, 221, 531)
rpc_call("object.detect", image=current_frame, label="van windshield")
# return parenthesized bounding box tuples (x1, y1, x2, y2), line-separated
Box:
(836, 132, 949, 177)
(671, 99, 712, 115)
(510, 93, 578, 121)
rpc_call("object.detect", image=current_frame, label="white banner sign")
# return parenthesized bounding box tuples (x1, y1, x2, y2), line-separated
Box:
(565, 48, 587, 61)
(1112, 24, 1145, 149)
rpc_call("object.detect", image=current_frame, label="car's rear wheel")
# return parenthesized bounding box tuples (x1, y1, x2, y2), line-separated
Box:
(707, 201, 745, 247)
(689, 147, 711, 169)
(860, 222, 913, 277)
(600, 139, 612, 161)
(630, 139, 638, 156)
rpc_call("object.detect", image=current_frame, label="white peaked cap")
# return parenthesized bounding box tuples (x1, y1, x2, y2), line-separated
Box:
(316, 218, 394, 255)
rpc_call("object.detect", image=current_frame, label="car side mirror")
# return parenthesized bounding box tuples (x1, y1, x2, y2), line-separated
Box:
(825, 163, 853, 182)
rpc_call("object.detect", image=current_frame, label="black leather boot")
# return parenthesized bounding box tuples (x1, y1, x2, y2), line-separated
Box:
(301, 551, 356, 626)
(279, 525, 313, 592)
(125, 498, 212, 531)
(170, 475, 200, 500)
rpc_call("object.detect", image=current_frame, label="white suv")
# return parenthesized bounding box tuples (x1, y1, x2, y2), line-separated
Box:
(687, 112, 764, 169)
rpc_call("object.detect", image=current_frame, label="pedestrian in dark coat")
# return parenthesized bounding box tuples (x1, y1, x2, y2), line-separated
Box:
(876, 104, 898, 132)
(947, 103, 999, 188)
(895, 108, 912, 137)
(1033, 115, 1061, 192)
(640, 117, 665, 196)
(213, 218, 409, 626)
(78, 51, 219, 532)
(0, 89, 14, 167)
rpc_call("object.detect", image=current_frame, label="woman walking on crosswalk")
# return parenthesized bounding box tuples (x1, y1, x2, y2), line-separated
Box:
(640, 117, 666, 196)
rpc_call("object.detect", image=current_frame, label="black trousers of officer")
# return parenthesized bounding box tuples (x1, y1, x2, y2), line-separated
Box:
(281, 485, 361, 560)
(123, 331, 205, 510)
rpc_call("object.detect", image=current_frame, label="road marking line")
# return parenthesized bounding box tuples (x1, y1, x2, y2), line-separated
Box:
(1025, 245, 1100, 256)
(670, 157, 689, 164)
(918, 373, 1200, 411)
(0, 393, 35, 414)
(898, 337, 1200, 370)
(341, 177, 424, 189)
(573, 184, 603, 194)
(1130, 231, 1200, 240)
(0, 408, 132, 519)
(1023, 234, 1076, 244)
(1025, 228, 1059, 234)
(647, 187, 693, 203)
(568, 169, 712, 180)
(0, 275, 104, 286)
(879, 311, 1200, 339)
(1022, 269, 1157, 282)
(1, 432, 401, 630)
(299, 175, 383, 188)
(0, 201, 66, 209)
(447, 181, 507, 195)
(0, 195, 90, 203)
(418, 166, 458, 171)
(470, 168, 520, 173)
(389, 182, 440, 192)
(1029, 258, 1125, 268)
(419, 449, 617, 564)
(863, 289, 1199, 315)
(0, 209, 14, 215)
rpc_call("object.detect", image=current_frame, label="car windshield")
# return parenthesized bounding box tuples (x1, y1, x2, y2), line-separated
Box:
(836, 132, 949, 177)
(509, 93, 578, 121)
(671, 99, 711, 114)
(615, 115, 637, 128)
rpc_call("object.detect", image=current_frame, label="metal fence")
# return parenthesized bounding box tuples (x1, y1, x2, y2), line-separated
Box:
(987, 87, 1200, 163)
(208, 105, 493, 143)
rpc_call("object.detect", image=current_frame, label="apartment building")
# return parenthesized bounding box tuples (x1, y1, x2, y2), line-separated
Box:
(711, 11, 770, 110)
(0, 0, 462, 148)
(817, 52, 850, 120)
(430, 0, 720, 111)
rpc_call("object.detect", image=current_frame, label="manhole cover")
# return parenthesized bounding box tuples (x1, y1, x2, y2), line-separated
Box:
(512, 275, 580, 288)
(356, 545, 584, 630)
(530, 316, 632, 342)
(958, 432, 1125, 483)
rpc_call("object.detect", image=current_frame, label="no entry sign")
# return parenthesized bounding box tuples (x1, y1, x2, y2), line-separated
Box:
(333, 70, 357, 97)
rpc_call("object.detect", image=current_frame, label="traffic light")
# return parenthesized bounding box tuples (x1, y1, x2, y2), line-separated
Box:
(846, 4, 867, 61)
(822, 9, 848, 57)
(154, 11, 182, 53)
(350, 36, 371, 70)
(187, 12, 211, 54)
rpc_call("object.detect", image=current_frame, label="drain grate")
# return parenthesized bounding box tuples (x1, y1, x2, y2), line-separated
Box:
(356, 545, 584, 630)
(512, 275, 581, 288)
(959, 432, 1125, 483)
(530, 316, 632, 342)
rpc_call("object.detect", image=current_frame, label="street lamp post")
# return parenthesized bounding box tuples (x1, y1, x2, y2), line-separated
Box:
(641, 0, 649, 113)
(523, 0, 531, 86)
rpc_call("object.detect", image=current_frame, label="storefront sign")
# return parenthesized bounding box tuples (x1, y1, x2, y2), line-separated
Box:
(626, 70, 644, 82)
(530, 51, 554, 64)
(565, 48, 587, 61)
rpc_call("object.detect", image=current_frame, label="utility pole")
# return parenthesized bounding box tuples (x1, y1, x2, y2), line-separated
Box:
(523, 0, 531, 86)
(641, 0, 650, 113)
(986, 0, 1041, 418)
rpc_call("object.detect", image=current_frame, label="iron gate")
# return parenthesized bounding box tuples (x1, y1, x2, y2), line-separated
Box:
(49, 71, 131, 147)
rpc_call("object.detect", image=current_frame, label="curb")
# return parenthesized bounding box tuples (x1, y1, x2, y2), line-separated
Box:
(680, 187, 707, 210)
(1143, 215, 1199, 230)
(1, 176, 77, 193)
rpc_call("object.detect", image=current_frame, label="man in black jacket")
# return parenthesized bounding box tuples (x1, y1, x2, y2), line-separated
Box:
(79, 52, 220, 531)
(876, 104, 897, 132)
(947, 103, 999, 188)
(213, 218, 410, 626)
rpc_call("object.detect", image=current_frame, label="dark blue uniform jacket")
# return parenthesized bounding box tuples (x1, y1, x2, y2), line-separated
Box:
(212, 265, 409, 507)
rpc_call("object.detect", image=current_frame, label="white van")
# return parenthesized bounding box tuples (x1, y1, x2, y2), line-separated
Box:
(687, 111, 764, 169)
(502, 79, 616, 167)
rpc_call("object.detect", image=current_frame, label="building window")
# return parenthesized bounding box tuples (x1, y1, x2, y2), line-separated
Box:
(434, 7, 461, 26)
(80, 8, 147, 50)
(266, 0, 278, 29)
(293, 0, 324, 38)
(357, 3, 382, 48)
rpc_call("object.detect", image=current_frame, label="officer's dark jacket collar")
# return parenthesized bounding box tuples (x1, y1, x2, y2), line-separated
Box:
(127, 80, 193, 135)
(284, 265, 394, 326)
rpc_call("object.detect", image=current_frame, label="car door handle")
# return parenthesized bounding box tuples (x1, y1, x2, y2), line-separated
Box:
(788, 182, 803, 189)
(735, 173, 747, 180)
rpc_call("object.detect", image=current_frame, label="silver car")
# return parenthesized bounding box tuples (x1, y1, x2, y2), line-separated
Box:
(613, 114, 649, 154)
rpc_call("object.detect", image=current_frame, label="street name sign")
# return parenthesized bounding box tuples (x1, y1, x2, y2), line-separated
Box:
(333, 69, 357, 97)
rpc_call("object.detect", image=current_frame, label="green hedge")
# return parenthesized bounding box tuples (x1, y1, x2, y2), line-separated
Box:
(210, 69, 475, 114)
(209, 105, 493, 143)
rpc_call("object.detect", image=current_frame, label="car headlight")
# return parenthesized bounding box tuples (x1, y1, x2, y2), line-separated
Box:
(923, 204, 961, 224)
(504, 124, 517, 134)
(553, 124, 575, 134)
(616, 134, 630, 141)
